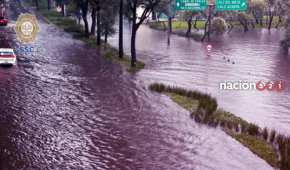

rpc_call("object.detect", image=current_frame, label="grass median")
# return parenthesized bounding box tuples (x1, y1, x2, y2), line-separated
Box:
(148, 21, 203, 41)
(149, 83, 289, 169)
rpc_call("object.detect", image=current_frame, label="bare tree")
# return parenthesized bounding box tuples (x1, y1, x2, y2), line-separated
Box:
(128, 0, 160, 67)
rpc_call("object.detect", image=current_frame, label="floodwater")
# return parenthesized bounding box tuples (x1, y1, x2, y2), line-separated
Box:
(0, 1, 276, 170)
(109, 22, 290, 135)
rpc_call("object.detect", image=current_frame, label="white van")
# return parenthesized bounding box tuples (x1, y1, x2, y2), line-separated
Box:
(0, 48, 17, 65)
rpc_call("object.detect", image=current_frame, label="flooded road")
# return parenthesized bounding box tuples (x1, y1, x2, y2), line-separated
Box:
(109, 23, 290, 135)
(0, 2, 275, 170)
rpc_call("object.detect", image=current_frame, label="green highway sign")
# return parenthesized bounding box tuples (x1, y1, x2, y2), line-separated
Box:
(216, 0, 247, 11)
(175, 0, 208, 11)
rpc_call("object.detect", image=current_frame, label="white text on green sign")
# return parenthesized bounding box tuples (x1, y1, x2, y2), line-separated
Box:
(216, 0, 247, 11)
(176, 0, 208, 11)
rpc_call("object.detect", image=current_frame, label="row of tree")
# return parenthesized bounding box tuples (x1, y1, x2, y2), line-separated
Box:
(33, 0, 172, 67)
(32, 0, 290, 62)
(154, 0, 290, 47)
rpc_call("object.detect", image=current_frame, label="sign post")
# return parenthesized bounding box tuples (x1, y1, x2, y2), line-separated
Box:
(216, 0, 247, 11)
(175, 0, 208, 11)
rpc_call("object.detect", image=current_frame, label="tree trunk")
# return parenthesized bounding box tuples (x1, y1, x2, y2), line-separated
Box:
(61, 4, 65, 16)
(47, 0, 51, 10)
(202, 6, 213, 41)
(251, 20, 255, 29)
(244, 22, 249, 32)
(96, 7, 101, 46)
(105, 31, 108, 43)
(186, 17, 193, 37)
(193, 17, 198, 29)
(35, 0, 39, 10)
(167, 17, 172, 45)
(131, 3, 137, 67)
(131, 26, 137, 67)
(252, 11, 259, 24)
(239, 19, 248, 32)
(81, 0, 89, 37)
(91, 8, 97, 35)
(167, 22, 170, 45)
(268, 11, 273, 30)
(208, 17, 211, 41)
(82, 17, 89, 37)
(119, 0, 124, 58)
(268, 15, 273, 30)
(201, 20, 209, 41)
(276, 15, 282, 28)
(152, 10, 156, 20)
(168, 17, 172, 33)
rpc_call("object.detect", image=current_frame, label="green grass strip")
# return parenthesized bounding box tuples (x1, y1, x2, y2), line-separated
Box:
(149, 83, 280, 168)
(227, 131, 278, 168)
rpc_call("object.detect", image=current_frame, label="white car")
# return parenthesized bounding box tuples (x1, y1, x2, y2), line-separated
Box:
(0, 48, 16, 66)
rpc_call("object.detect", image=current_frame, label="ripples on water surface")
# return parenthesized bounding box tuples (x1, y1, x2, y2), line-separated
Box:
(0, 6, 276, 170)
(110, 25, 290, 135)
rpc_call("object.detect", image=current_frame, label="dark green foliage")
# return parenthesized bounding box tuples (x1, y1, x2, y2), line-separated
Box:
(208, 119, 218, 128)
(194, 114, 202, 123)
(149, 83, 218, 114)
(149, 83, 290, 169)
(276, 134, 290, 170)
(269, 129, 276, 143)
(220, 119, 226, 128)
(247, 123, 259, 136)
(149, 83, 166, 93)
(277, 134, 285, 146)
(235, 124, 239, 132)
(227, 121, 233, 130)
(262, 127, 269, 141)
(240, 123, 247, 133)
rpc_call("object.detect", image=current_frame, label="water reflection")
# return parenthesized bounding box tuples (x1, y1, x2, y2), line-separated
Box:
(0, 5, 275, 170)
(109, 25, 290, 135)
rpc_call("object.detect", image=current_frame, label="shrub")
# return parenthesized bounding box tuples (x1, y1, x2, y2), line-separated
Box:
(211, 17, 228, 34)
(220, 119, 226, 128)
(241, 123, 247, 133)
(149, 83, 218, 115)
(227, 121, 233, 130)
(276, 134, 290, 170)
(149, 83, 166, 93)
(235, 124, 240, 132)
(247, 123, 259, 136)
(194, 114, 202, 123)
(269, 129, 276, 143)
(281, 20, 290, 50)
(262, 127, 269, 141)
